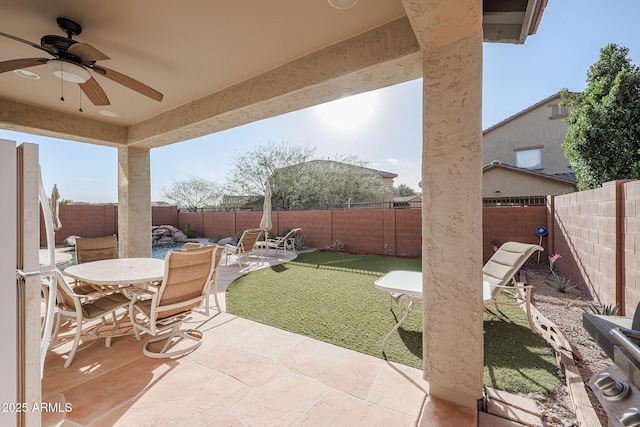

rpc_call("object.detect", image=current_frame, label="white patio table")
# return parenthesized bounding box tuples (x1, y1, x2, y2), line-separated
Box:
(64, 258, 165, 289)
(374, 270, 423, 351)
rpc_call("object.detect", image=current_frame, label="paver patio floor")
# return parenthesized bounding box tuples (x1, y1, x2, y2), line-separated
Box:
(41, 249, 518, 426)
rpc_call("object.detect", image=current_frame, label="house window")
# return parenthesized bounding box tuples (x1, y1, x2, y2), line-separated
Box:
(515, 148, 542, 169)
(550, 104, 569, 119)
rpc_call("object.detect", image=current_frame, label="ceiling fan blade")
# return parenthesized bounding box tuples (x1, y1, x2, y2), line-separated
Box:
(0, 31, 53, 55)
(93, 65, 163, 102)
(68, 43, 110, 61)
(79, 76, 110, 106)
(0, 58, 48, 74)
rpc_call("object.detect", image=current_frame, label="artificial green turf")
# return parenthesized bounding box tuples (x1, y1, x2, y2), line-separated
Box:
(226, 251, 560, 394)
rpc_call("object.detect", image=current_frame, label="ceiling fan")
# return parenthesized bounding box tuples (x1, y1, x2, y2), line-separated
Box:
(0, 17, 163, 106)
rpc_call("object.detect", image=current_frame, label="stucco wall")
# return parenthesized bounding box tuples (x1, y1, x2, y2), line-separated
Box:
(483, 168, 575, 197)
(483, 206, 548, 261)
(482, 97, 571, 175)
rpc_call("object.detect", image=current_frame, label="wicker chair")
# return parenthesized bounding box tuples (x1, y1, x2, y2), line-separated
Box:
(129, 246, 220, 358)
(75, 235, 118, 264)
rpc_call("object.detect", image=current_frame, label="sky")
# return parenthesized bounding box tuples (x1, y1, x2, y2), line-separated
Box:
(2, 0, 639, 203)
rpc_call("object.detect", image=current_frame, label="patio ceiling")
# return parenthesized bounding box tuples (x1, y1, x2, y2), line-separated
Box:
(0, 0, 546, 149)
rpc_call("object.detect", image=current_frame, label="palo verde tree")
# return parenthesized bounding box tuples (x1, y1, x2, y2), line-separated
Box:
(162, 177, 222, 212)
(225, 139, 318, 197)
(561, 43, 640, 190)
(225, 139, 388, 209)
(394, 183, 418, 197)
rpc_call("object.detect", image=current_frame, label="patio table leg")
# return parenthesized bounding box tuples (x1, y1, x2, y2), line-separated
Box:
(382, 297, 415, 352)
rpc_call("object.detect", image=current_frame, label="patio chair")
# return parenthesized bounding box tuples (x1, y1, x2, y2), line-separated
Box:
(49, 269, 131, 368)
(129, 246, 219, 358)
(181, 242, 205, 249)
(259, 228, 302, 256)
(75, 235, 118, 264)
(179, 244, 224, 316)
(483, 241, 544, 333)
(223, 228, 264, 267)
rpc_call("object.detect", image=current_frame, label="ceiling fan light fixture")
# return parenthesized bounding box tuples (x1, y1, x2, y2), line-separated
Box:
(47, 60, 90, 83)
(14, 69, 40, 80)
(328, 0, 358, 9)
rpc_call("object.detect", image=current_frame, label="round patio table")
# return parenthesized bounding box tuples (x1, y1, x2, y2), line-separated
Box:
(64, 258, 165, 287)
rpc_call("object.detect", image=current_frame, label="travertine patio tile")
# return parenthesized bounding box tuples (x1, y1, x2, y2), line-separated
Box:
(221, 321, 307, 360)
(418, 395, 477, 427)
(42, 333, 146, 400)
(290, 389, 417, 427)
(204, 411, 247, 427)
(89, 363, 249, 427)
(279, 339, 382, 399)
(367, 361, 428, 416)
(54, 355, 189, 425)
(189, 344, 289, 388)
(232, 372, 328, 427)
(196, 315, 258, 351)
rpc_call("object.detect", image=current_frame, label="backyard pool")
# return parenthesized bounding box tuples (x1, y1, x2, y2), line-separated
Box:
(151, 242, 185, 259)
(57, 242, 186, 271)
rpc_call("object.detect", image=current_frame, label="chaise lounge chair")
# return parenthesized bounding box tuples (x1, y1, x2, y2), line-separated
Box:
(223, 228, 263, 267)
(258, 227, 302, 256)
(483, 241, 544, 333)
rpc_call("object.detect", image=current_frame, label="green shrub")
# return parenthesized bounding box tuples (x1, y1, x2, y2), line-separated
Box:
(184, 222, 198, 238)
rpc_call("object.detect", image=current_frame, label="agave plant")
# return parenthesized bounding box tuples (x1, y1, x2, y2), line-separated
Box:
(293, 233, 305, 250)
(587, 302, 619, 316)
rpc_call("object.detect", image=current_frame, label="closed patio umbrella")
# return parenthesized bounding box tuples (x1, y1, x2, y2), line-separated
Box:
(259, 182, 272, 233)
(50, 184, 62, 232)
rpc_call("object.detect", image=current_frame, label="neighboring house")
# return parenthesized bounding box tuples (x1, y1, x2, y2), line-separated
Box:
(482, 93, 576, 197)
(220, 195, 261, 211)
(483, 161, 576, 197)
(392, 195, 422, 208)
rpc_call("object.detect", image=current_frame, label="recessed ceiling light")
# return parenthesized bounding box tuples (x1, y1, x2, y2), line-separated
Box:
(328, 0, 358, 9)
(14, 69, 40, 80)
(99, 110, 119, 117)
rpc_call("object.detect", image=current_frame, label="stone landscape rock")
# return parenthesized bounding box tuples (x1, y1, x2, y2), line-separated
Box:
(152, 225, 188, 244)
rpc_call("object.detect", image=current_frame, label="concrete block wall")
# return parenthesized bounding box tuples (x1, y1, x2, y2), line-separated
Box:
(482, 206, 548, 261)
(271, 210, 332, 249)
(152, 205, 178, 227)
(41, 204, 118, 246)
(552, 183, 618, 307)
(623, 181, 640, 311)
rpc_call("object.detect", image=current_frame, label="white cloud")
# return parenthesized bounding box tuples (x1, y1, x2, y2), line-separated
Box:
(385, 158, 399, 165)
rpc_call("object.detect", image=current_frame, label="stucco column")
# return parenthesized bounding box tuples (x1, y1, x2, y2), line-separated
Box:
(404, 0, 484, 410)
(117, 146, 152, 258)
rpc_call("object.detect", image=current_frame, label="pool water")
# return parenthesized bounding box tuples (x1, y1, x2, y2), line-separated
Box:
(151, 242, 185, 259)
(59, 242, 185, 271)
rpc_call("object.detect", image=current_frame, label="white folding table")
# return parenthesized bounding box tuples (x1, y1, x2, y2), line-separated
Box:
(373, 270, 423, 351)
